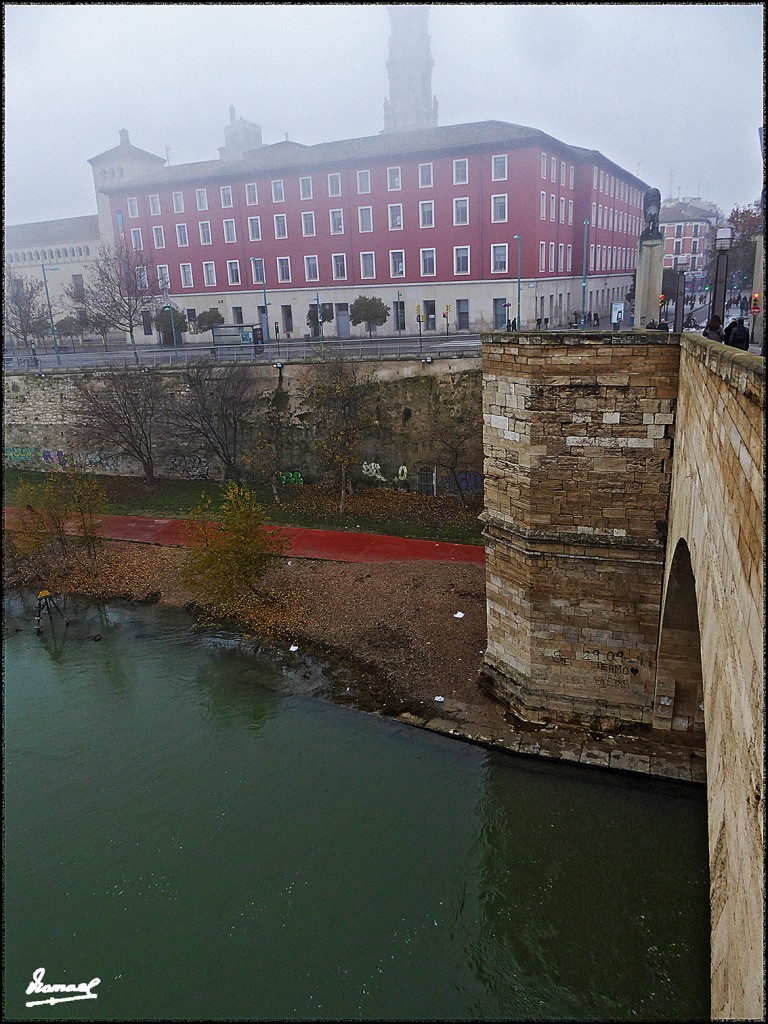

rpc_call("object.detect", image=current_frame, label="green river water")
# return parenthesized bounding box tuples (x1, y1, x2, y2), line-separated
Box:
(3, 593, 710, 1020)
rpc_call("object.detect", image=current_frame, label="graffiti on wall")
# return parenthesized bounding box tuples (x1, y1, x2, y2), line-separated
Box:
(4, 446, 39, 467)
(279, 471, 303, 485)
(4, 446, 123, 473)
(170, 454, 211, 479)
(362, 462, 408, 483)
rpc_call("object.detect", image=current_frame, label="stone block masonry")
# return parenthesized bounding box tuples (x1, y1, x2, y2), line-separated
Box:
(481, 331, 679, 729)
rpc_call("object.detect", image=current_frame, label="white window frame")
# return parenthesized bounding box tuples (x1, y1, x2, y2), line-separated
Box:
(569, 165, 575, 189)
(541, 153, 548, 179)
(327, 172, 342, 198)
(491, 243, 508, 274)
(196, 188, 209, 211)
(360, 251, 375, 279)
(419, 162, 433, 188)
(203, 261, 216, 287)
(558, 243, 564, 272)
(387, 166, 401, 191)
(226, 260, 241, 286)
(491, 194, 508, 223)
(245, 183, 258, 206)
(358, 206, 373, 233)
(548, 242, 555, 272)
(332, 253, 347, 280)
(130, 227, 143, 251)
(157, 264, 170, 290)
(559, 197, 565, 224)
(589, 244, 595, 271)
(453, 158, 469, 185)
(329, 209, 344, 235)
(357, 169, 371, 194)
(276, 256, 291, 283)
(149, 194, 161, 216)
(388, 204, 403, 230)
(127, 197, 139, 218)
(271, 180, 284, 203)
(550, 195, 556, 222)
(223, 218, 237, 243)
(420, 247, 436, 276)
(302, 211, 316, 237)
(551, 157, 557, 182)
(560, 161, 566, 186)
(299, 176, 313, 200)
(567, 245, 573, 272)
(568, 200, 574, 226)
(540, 191, 547, 220)
(176, 224, 189, 247)
(248, 216, 261, 242)
(135, 266, 148, 291)
(220, 185, 233, 208)
(199, 221, 212, 245)
(389, 249, 405, 277)
(152, 225, 165, 249)
(251, 257, 265, 284)
(180, 262, 194, 288)
(172, 192, 184, 214)
(304, 255, 319, 282)
(453, 197, 469, 226)
(274, 213, 288, 239)
(453, 245, 470, 275)
(492, 154, 508, 181)
(539, 242, 546, 272)
(419, 200, 434, 228)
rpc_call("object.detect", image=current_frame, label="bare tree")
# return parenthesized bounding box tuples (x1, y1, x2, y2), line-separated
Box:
(242, 384, 292, 503)
(5, 271, 47, 355)
(70, 367, 172, 485)
(169, 361, 257, 482)
(65, 241, 160, 362)
(298, 352, 375, 513)
(427, 402, 481, 507)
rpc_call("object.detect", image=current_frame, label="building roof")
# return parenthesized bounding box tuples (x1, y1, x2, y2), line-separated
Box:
(660, 200, 718, 224)
(87, 128, 165, 167)
(4, 215, 100, 247)
(100, 119, 650, 194)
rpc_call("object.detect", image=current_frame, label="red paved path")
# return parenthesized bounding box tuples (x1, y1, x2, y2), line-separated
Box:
(3, 507, 485, 565)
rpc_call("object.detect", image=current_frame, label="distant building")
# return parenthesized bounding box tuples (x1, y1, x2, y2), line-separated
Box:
(660, 198, 721, 299)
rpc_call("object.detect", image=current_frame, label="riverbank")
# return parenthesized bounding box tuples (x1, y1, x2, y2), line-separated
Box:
(3, 539, 706, 784)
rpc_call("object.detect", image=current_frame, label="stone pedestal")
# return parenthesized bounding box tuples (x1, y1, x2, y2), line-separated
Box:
(634, 237, 664, 328)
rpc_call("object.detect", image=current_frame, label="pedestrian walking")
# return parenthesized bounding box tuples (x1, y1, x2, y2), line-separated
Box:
(703, 315, 725, 342)
(727, 318, 750, 350)
(593, 312, 600, 327)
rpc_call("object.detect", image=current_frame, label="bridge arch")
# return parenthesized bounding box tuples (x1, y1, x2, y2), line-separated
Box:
(653, 539, 704, 733)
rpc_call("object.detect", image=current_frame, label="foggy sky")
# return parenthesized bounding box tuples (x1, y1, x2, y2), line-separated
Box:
(4, 3, 764, 227)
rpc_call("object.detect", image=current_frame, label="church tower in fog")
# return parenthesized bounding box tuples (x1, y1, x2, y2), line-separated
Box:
(382, 5, 438, 133)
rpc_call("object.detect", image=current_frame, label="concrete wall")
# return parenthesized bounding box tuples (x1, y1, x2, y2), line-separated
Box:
(481, 330, 679, 729)
(656, 335, 764, 1021)
(3, 358, 483, 492)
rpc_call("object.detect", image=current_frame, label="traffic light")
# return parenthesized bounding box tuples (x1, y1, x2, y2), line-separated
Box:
(754, 293, 760, 304)
(659, 294, 665, 306)
(415, 304, 421, 316)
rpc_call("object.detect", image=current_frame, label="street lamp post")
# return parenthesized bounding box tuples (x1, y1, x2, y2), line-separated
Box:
(581, 218, 590, 329)
(396, 289, 403, 337)
(162, 291, 179, 355)
(513, 234, 522, 329)
(711, 226, 733, 327)
(41, 263, 61, 365)
(673, 255, 690, 332)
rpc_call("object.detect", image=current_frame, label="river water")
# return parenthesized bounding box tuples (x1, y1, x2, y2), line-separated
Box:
(3, 594, 710, 1021)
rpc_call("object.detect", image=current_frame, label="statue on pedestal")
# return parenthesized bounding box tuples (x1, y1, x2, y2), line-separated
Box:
(640, 188, 662, 240)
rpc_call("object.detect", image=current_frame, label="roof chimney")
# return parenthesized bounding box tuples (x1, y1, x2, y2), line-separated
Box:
(119, 128, 130, 145)
(229, 105, 236, 124)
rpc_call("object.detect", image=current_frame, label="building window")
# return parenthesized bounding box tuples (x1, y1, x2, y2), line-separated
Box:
(271, 180, 284, 203)
(328, 173, 342, 197)
(304, 255, 319, 281)
(419, 162, 433, 187)
(390, 250, 405, 277)
(419, 200, 434, 228)
(177, 225, 188, 249)
(568, 199, 574, 225)
(299, 176, 313, 200)
(199, 221, 212, 245)
(491, 194, 508, 222)
(454, 246, 470, 274)
(453, 158, 469, 185)
(551, 157, 557, 182)
(330, 209, 344, 234)
(540, 191, 547, 220)
(223, 219, 237, 243)
(675, 224, 683, 238)
(492, 154, 507, 181)
(560, 161, 566, 186)
(274, 214, 288, 239)
(598, 205, 603, 229)
(276, 257, 290, 283)
(387, 166, 401, 191)
(421, 248, 436, 276)
(550, 195, 556, 222)
(332, 253, 347, 280)
(127, 197, 139, 218)
(567, 245, 573, 272)
(251, 257, 265, 284)
(196, 188, 209, 211)
(693, 224, 699, 237)
(559, 197, 565, 224)
(180, 263, 194, 288)
(388, 204, 403, 230)
(281, 305, 293, 333)
(360, 252, 375, 278)
(152, 226, 165, 249)
(227, 260, 241, 285)
(248, 216, 261, 242)
(558, 243, 564, 272)
(674, 240, 681, 255)
(299, 211, 315, 237)
(203, 261, 216, 287)
(130, 228, 143, 251)
(569, 165, 575, 188)
(220, 186, 233, 208)
(173, 192, 184, 213)
(149, 194, 161, 216)
(691, 239, 699, 254)
(245, 183, 257, 206)
(491, 244, 508, 274)
(549, 242, 555, 272)
(539, 241, 546, 271)
(593, 167, 598, 189)
(453, 197, 469, 225)
(135, 266, 148, 291)
(157, 265, 170, 290)
(358, 207, 373, 233)
(357, 169, 371, 194)
(457, 298, 469, 330)
(541, 153, 548, 179)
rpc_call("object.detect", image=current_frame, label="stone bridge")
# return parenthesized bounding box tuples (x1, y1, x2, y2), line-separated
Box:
(481, 330, 764, 1020)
